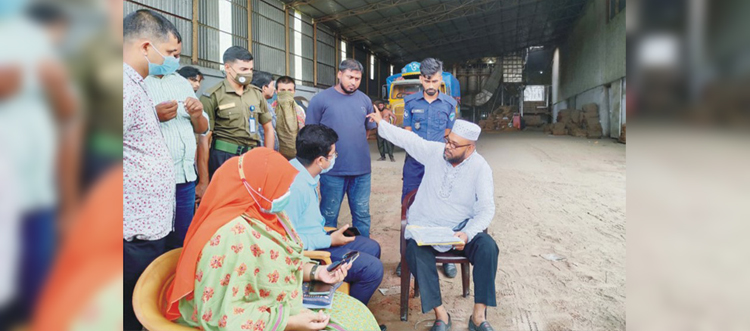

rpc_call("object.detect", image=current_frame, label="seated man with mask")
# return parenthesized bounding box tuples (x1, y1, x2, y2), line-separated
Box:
(367, 110, 499, 331)
(285, 124, 384, 306)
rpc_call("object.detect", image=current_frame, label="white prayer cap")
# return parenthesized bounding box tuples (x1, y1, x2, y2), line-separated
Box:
(452, 119, 481, 141)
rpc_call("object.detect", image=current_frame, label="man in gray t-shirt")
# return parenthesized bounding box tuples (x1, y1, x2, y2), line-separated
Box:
(305, 59, 377, 237)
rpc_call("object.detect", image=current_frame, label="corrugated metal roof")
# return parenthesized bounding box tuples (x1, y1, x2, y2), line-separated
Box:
(281, 0, 588, 65)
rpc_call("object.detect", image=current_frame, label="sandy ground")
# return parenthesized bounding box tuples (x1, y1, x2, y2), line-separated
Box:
(331, 131, 626, 331)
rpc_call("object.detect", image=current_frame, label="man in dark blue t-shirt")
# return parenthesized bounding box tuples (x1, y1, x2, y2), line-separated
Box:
(305, 59, 377, 237)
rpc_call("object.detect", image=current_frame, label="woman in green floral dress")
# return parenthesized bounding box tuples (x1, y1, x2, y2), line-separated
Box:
(165, 148, 379, 330)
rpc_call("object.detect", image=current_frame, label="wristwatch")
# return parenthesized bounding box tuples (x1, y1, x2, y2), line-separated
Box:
(310, 264, 319, 281)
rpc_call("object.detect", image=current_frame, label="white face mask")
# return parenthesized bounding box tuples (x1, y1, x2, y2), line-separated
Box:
(238, 155, 291, 214)
(319, 154, 336, 174)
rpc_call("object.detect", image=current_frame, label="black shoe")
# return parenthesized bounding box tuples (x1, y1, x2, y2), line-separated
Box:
(389, 156, 395, 162)
(396, 262, 402, 277)
(377, 156, 386, 161)
(443, 263, 457, 278)
(430, 313, 451, 331)
(379, 324, 387, 331)
(468, 316, 495, 331)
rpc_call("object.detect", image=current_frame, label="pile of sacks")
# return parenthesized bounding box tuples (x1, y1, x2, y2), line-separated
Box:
(619, 124, 626, 143)
(545, 103, 602, 139)
(477, 105, 518, 131)
(477, 118, 498, 131)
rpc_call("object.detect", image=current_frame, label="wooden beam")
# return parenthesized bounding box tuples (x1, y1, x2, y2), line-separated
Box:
(247, 0, 252, 50)
(191, 0, 198, 64)
(285, 5, 290, 76)
(313, 22, 318, 86)
(335, 34, 339, 67)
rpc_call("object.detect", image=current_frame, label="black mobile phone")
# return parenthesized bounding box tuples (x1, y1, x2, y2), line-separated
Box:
(326, 226, 361, 237)
(452, 219, 470, 232)
(309, 281, 334, 296)
(325, 259, 346, 272)
(326, 251, 360, 272)
(343, 227, 360, 237)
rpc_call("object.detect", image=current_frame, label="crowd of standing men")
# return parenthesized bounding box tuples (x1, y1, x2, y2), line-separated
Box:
(123, 7, 498, 331)
(122, 9, 381, 330)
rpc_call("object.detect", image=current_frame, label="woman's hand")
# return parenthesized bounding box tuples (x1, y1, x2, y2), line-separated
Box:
(315, 261, 351, 284)
(286, 309, 330, 331)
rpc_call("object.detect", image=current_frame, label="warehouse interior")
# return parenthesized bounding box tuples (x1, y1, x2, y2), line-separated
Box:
(124, 0, 626, 139)
(123, 1, 626, 330)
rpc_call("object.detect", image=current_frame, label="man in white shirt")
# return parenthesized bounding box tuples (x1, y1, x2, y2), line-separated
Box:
(144, 43, 208, 250)
(368, 110, 499, 331)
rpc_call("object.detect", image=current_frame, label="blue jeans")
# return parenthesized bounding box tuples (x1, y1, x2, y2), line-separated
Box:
(167, 181, 196, 249)
(402, 154, 425, 202)
(323, 236, 383, 304)
(319, 173, 372, 237)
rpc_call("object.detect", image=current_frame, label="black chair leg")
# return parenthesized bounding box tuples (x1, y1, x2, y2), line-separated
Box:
(461, 262, 470, 298)
(400, 259, 411, 321)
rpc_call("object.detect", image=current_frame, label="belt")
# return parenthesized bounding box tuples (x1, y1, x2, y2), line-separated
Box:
(212, 139, 256, 155)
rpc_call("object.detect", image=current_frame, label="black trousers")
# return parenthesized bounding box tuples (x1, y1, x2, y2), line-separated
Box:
(377, 135, 394, 157)
(405, 232, 499, 313)
(208, 148, 238, 180)
(123, 236, 169, 331)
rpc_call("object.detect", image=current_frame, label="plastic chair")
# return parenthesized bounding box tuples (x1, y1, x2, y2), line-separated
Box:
(132, 248, 196, 331)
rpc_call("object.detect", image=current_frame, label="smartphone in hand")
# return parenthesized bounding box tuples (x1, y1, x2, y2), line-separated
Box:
(326, 226, 361, 237)
(342, 227, 360, 237)
(326, 251, 360, 272)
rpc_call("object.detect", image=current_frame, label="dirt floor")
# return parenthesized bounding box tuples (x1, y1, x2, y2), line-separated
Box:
(332, 131, 626, 331)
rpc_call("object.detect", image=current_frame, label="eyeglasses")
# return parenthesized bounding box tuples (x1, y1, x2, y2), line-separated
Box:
(444, 135, 472, 149)
(326, 151, 338, 159)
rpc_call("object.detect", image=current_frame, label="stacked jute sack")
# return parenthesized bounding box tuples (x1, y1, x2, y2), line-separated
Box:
(477, 105, 518, 131)
(477, 118, 498, 131)
(619, 124, 626, 143)
(544, 103, 602, 139)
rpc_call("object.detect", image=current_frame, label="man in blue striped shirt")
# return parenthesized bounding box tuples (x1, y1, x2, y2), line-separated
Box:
(144, 42, 209, 249)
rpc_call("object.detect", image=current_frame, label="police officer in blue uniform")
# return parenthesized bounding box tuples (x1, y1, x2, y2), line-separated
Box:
(398, 58, 459, 278)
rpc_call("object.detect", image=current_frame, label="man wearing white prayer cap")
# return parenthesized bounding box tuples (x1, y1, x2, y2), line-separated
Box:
(368, 111, 499, 331)
(443, 119, 480, 164)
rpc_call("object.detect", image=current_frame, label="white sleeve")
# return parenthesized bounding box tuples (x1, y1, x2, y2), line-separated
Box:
(462, 162, 495, 242)
(377, 120, 442, 164)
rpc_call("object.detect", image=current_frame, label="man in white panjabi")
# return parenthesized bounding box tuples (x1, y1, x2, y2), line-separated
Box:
(368, 110, 499, 331)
